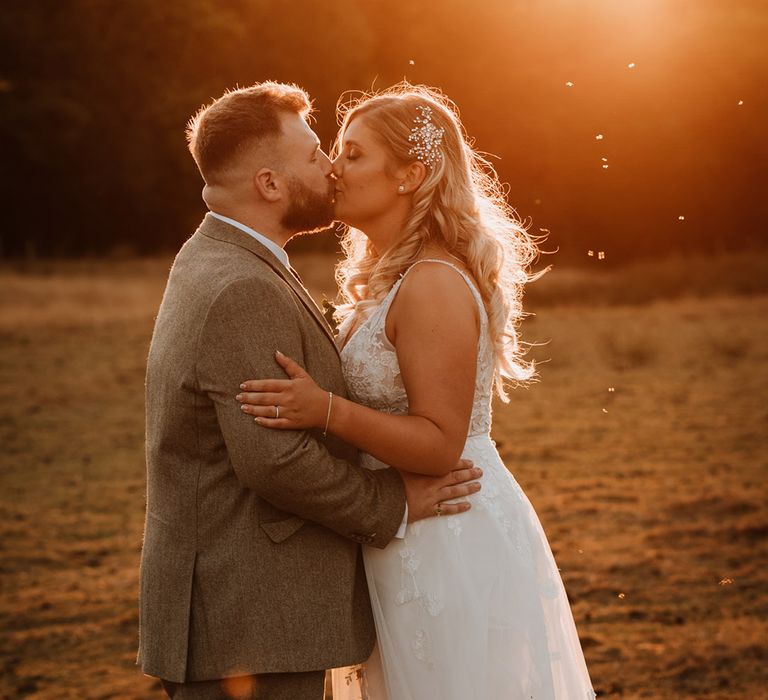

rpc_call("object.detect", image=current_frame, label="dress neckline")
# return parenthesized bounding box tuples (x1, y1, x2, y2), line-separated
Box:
(338, 258, 483, 354)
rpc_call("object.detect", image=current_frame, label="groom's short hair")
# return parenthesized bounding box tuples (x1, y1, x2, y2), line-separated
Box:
(186, 82, 311, 184)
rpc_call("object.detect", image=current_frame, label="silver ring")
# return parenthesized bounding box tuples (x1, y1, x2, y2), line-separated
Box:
(435, 503, 443, 517)
(274, 405, 279, 419)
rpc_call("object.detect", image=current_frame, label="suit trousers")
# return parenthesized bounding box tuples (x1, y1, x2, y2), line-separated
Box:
(160, 670, 325, 700)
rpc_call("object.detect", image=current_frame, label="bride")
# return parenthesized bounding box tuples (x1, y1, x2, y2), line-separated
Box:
(237, 84, 596, 699)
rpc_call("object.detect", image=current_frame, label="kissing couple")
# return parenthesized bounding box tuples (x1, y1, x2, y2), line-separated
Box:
(139, 81, 595, 699)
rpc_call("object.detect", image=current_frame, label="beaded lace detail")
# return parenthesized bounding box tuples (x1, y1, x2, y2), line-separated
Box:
(338, 259, 494, 437)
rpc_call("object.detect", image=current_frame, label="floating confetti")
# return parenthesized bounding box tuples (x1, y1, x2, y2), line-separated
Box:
(409, 59, 415, 66)
(598, 251, 605, 259)
(595, 134, 604, 140)
(737, 100, 743, 106)
(578, 549, 584, 554)
(602, 408, 609, 413)
(618, 592, 626, 599)
(601, 157, 608, 162)
(539, 227, 550, 233)
(719, 578, 734, 586)
(602, 164, 609, 169)
(566, 81, 574, 87)
(608, 387, 615, 392)
(678, 215, 685, 221)
(588, 250, 594, 256)
(628, 62, 636, 69)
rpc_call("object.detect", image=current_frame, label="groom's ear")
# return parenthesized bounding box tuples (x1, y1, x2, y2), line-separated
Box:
(253, 168, 282, 202)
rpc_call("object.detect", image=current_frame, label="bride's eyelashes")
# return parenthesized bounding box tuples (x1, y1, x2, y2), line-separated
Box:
(340, 142, 360, 161)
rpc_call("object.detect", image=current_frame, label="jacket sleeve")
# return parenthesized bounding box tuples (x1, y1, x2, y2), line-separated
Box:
(196, 275, 406, 548)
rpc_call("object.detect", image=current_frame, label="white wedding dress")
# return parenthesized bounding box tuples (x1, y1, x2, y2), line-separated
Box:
(331, 260, 596, 700)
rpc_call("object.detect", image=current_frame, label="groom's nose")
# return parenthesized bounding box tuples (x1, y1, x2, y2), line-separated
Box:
(317, 150, 333, 175)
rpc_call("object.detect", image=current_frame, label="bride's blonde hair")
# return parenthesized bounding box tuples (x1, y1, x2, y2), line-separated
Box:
(334, 83, 548, 401)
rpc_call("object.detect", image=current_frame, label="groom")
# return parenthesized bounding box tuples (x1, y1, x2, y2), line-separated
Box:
(139, 82, 481, 699)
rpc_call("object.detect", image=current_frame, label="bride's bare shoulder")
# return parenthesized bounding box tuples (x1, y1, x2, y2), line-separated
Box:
(390, 258, 480, 326)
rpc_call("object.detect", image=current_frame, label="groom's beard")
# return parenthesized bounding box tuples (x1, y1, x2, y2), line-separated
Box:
(281, 177, 335, 234)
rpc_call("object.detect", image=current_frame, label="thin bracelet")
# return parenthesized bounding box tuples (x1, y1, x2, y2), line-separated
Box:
(323, 391, 333, 437)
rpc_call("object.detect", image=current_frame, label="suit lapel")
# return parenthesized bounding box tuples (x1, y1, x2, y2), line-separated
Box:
(197, 214, 340, 354)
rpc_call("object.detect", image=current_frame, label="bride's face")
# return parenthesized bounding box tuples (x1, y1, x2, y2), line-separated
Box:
(332, 116, 402, 230)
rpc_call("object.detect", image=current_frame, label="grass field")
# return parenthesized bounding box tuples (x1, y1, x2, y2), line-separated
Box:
(1, 251, 766, 699)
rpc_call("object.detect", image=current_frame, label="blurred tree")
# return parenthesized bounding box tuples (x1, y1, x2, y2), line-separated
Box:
(0, 0, 765, 260)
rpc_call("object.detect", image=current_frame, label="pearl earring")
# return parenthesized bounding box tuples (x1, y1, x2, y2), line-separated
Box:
(398, 184, 405, 193)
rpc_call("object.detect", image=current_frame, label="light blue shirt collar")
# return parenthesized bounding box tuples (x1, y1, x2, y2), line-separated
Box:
(209, 212, 289, 268)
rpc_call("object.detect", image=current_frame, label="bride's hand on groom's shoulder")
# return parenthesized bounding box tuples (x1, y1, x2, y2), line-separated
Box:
(236, 351, 326, 430)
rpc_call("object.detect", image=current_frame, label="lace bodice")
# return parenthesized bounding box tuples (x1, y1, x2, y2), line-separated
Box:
(338, 260, 494, 441)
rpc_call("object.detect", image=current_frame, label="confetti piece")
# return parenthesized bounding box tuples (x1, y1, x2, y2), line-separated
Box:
(602, 408, 609, 413)
(595, 134, 604, 140)
(719, 578, 734, 586)
(602, 164, 609, 169)
(678, 215, 685, 221)
(588, 250, 594, 256)
(737, 100, 743, 106)
(566, 81, 574, 87)
(618, 592, 626, 598)
(608, 387, 615, 392)
(601, 157, 608, 162)
(628, 62, 636, 69)
(409, 59, 415, 66)
(598, 251, 605, 259)
(539, 227, 550, 233)
(578, 549, 583, 554)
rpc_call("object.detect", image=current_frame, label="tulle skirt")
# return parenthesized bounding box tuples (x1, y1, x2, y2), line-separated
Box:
(332, 435, 596, 700)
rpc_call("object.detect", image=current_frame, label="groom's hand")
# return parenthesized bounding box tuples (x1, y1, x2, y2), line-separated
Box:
(400, 460, 482, 522)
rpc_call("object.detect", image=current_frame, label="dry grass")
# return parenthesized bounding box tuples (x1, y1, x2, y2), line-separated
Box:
(0, 251, 766, 699)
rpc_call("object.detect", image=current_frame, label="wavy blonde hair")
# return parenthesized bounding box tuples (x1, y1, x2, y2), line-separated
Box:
(334, 83, 548, 401)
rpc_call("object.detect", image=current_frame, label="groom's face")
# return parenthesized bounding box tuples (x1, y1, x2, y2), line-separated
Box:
(277, 113, 335, 234)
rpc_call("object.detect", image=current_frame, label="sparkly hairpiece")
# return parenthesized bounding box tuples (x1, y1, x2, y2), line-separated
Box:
(407, 105, 444, 168)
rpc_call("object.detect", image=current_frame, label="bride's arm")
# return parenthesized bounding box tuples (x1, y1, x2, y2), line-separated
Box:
(238, 265, 480, 477)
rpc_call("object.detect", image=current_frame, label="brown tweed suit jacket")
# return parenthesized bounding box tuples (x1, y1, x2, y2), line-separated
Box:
(138, 214, 406, 683)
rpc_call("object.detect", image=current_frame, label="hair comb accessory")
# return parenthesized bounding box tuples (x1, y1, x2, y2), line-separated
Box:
(408, 105, 444, 168)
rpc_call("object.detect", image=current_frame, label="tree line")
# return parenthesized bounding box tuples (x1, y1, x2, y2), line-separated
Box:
(1, 0, 766, 262)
